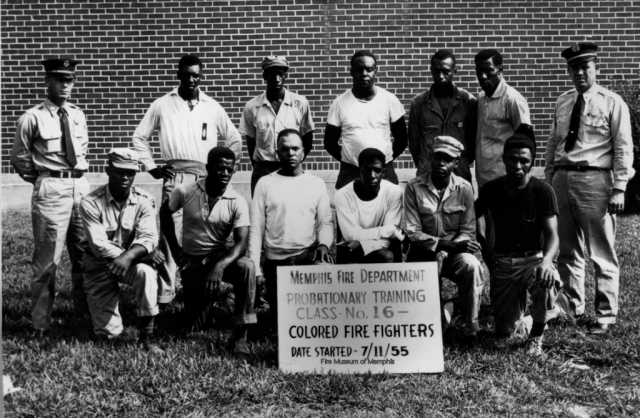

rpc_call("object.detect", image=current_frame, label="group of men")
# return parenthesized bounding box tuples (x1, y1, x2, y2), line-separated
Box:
(11, 42, 634, 358)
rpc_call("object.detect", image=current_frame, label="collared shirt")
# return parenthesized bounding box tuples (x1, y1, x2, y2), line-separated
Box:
(326, 87, 406, 166)
(238, 89, 315, 162)
(403, 172, 476, 252)
(11, 98, 89, 181)
(408, 84, 477, 179)
(168, 179, 250, 256)
(544, 83, 635, 190)
(80, 185, 158, 261)
(132, 88, 242, 171)
(476, 79, 531, 188)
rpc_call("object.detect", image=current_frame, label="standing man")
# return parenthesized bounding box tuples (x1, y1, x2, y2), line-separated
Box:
(133, 54, 242, 306)
(160, 147, 256, 358)
(324, 50, 408, 190)
(11, 58, 91, 336)
(249, 129, 334, 323)
(545, 43, 635, 334)
(408, 50, 477, 182)
(80, 149, 165, 354)
(404, 136, 484, 343)
(239, 55, 315, 196)
(474, 49, 531, 189)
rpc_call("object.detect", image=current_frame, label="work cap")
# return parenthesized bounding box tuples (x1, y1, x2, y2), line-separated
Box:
(262, 55, 289, 71)
(433, 136, 464, 158)
(108, 148, 140, 171)
(42, 58, 79, 79)
(561, 42, 598, 64)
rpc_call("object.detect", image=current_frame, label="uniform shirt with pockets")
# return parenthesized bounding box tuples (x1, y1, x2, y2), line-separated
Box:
(80, 185, 158, 261)
(403, 172, 476, 252)
(168, 179, 250, 257)
(544, 84, 635, 191)
(238, 89, 315, 162)
(11, 98, 89, 180)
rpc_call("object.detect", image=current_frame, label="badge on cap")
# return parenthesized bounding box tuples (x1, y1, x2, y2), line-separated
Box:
(63, 60, 70, 67)
(571, 45, 580, 52)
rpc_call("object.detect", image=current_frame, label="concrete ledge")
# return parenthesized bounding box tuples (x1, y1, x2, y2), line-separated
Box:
(1, 167, 545, 212)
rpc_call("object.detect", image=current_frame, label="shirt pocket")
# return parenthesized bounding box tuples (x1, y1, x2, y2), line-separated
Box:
(72, 118, 88, 153)
(582, 108, 608, 141)
(443, 204, 465, 233)
(417, 202, 437, 233)
(40, 131, 62, 154)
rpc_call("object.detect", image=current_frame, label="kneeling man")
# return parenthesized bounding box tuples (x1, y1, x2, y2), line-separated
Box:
(249, 129, 334, 320)
(160, 147, 256, 358)
(476, 133, 569, 356)
(80, 149, 165, 353)
(404, 136, 484, 342)
(335, 148, 404, 264)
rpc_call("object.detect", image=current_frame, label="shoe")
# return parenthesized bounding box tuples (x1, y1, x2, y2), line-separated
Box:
(442, 301, 455, 333)
(553, 293, 577, 325)
(233, 328, 251, 359)
(140, 334, 165, 355)
(587, 322, 611, 335)
(462, 334, 479, 349)
(526, 336, 545, 358)
(513, 315, 533, 340)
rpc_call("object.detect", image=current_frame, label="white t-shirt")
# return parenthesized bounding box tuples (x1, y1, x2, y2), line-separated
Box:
(327, 87, 405, 166)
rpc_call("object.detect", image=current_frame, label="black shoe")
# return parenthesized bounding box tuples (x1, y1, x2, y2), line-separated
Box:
(139, 334, 166, 355)
(587, 322, 611, 335)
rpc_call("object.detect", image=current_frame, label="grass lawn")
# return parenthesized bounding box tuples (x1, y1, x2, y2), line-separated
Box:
(2, 209, 640, 417)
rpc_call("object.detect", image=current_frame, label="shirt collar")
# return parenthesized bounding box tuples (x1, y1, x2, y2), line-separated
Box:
(43, 98, 70, 116)
(105, 184, 136, 207)
(488, 78, 507, 99)
(578, 82, 601, 99)
(260, 89, 291, 107)
(169, 87, 212, 102)
(419, 171, 459, 196)
(197, 177, 238, 199)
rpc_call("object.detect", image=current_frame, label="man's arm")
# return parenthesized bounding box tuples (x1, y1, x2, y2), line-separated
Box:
(508, 94, 531, 130)
(216, 107, 243, 165)
(300, 100, 315, 159)
(544, 107, 559, 185)
(474, 192, 495, 272)
(302, 131, 314, 159)
(10, 113, 38, 184)
(323, 124, 343, 161)
(132, 101, 160, 172)
(245, 136, 257, 167)
(390, 115, 408, 160)
(465, 96, 478, 166)
(248, 180, 267, 277)
(314, 183, 334, 263)
(535, 214, 559, 288)
(159, 200, 182, 267)
(335, 191, 390, 256)
(609, 97, 635, 213)
(206, 226, 249, 295)
(80, 198, 128, 260)
(407, 101, 422, 167)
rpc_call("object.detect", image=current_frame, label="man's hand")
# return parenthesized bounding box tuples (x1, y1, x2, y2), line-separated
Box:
(108, 251, 136, 279)
(343, 241, 364, 260)
(206, 261, 227, 297)
(313, 244, 333, 264)
(140, 250, 166, 269)
(480, 244, 497, 273)
(608, 189, 625, 214)
(454, 240, 482, 254)
(380, 224, 405, 241)
(148, 165, 176, 181)
(534, 259, 556, 289)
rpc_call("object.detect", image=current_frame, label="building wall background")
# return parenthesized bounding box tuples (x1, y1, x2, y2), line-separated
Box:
(2, 0, 639, 173)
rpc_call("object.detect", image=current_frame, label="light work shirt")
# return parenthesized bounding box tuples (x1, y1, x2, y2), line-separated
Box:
(476, 79, 531, 187)
(327, 87, 405, 166)
(11, 98, 89, 181)
(132, 88, 242, 170)
(168, 179, 250, 257)
(544, 83, 635, 191)
(239, 89, 314, 162)
(80, 185, 158, 261)
(403, 172, 476, 252)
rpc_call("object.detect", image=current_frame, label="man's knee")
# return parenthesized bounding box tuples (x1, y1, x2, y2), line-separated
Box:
(372, 248, 395, 263)
(133, 263, 159, 291)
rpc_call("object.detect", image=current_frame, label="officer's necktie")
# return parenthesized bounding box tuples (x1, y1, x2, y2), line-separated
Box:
(564, 93, 584, 153)
(58, 108, 78, 168)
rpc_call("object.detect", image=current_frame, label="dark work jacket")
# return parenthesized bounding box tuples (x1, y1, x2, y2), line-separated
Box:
(408, 85, 478, 182)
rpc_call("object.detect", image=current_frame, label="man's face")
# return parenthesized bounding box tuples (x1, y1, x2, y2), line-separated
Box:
(45, 75, 75, 101)
(350, 56, 377, 89)
(359, 159, 385, 192)
(177, 64, 202, 92)
(430, 58, 456, 87)
(431, 151, 458, 182)
(106, 167, 136, 196)
(263, 67, 287, 91)
(503, 147, 533, 181)
(475, 57, 502, 95)
(568, 59, 598, 93)
(277, 133, 305, 170)
(206, 157, 235, 187)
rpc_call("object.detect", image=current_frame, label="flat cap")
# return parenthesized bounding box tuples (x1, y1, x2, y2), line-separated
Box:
(262, 55, 289, 71)
(108, 148, 139, 171)
(433, 136, 464, 158)
(42, 58, 79, 78)
(561, 42, 598, 64)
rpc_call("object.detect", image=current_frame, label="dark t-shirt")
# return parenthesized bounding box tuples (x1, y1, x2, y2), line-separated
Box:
(475, 176, 558, 254)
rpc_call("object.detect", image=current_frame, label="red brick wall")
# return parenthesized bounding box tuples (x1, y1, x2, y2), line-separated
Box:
(2, 0, 639, 173)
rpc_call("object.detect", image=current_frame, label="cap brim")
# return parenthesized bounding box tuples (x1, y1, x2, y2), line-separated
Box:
(433, 148, 459, 158)
(567, 54, 597, 65)
(111, 162, 139, 171)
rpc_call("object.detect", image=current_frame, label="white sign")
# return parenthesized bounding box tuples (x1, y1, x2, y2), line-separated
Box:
(277, 262, 444, 374)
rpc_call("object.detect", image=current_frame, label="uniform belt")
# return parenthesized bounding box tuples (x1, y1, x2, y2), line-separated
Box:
(41, 170, 84, 178)
(554, 166, 610, 172)
(495, 250, 542, 259)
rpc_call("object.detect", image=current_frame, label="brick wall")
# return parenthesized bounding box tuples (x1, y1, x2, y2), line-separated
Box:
(2, 0, 639, 173)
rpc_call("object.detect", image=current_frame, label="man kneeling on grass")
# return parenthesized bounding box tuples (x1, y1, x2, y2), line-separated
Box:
(334, 147, 405, 264)
(80, 149, 165, 354)
(160, 147, 257, 359)
(475, 133, 571, 356)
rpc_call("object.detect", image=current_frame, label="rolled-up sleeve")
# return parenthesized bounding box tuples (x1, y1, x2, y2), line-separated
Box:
(403, 182, 439, 251)
(80, 198, 125, 260)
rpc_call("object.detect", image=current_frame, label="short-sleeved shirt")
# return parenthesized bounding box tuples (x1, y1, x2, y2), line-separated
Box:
(327, 87, 406, 166)
(168, 178, 250, 256)
(475, 176, 558, 254)
(476, 79, 531, 188)
(238, 89, 315, 162)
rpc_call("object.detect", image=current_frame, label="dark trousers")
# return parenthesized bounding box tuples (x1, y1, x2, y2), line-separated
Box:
(181, 251, 257, 330)
(335, 161, 398, 190)
(336, 241, 401, 265)
(251, 161, 282, 196)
